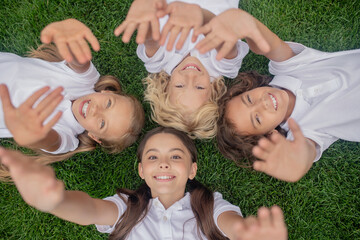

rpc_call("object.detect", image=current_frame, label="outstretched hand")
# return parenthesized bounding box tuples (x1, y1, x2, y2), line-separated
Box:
(236, 206, 288, 240)
(194, 9, 270, 60)
(158, 2, 203, 51)
(41, 18, 100, 64)
(114, 0, 167, 44)
(0, 84, 63, 148)
(0, 147, 65, 212)
(252, 118, 316, 182)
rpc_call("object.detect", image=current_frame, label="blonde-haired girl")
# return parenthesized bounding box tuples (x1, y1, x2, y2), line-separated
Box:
(0, 19, 144, 180)
(115, 0, 249, 139)
(0, 127, 288, 240)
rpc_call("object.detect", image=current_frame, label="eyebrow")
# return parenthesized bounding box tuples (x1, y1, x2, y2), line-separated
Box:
(145, 148, 185, 155)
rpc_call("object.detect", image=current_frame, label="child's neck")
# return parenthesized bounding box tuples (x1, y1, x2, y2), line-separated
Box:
(152, 191, 185, 209)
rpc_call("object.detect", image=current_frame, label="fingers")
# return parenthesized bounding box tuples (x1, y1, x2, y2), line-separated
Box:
(43, 112, 63, 132)
(271, 206, 285, 228)
(258, 207, 272, 227)
(22, 86, 51, 109)
(150, 18, 160, 41)
(122, 22, 138, 43)
(136, 22, 150, 44)
(114, 22, 127, 37)
(196, 33, 221, 54)
(175, 28, 190, 50)
(0, 84, 15, 111)
(55, 40, 73, 63)
(249, 29, 271, 54)
(193, 24, 211, 42)
(40, 26, 55, 44)
(36, 91, 64, 122)
(68, 41, 87, 64)
(84, 29, 100, 52)
(287, 118, 304, 141)
(252, 137, 275, 160)
(216, 41, 236, 60)
(159, 22, 172, 46)
(0, 148, 27, 170)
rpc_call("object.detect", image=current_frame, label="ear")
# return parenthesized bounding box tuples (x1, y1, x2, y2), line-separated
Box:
(87, 132, 102, 144)
(266, 129, 278, 137)
(188, 162, 197, 180)
(138, 163, 145, 179)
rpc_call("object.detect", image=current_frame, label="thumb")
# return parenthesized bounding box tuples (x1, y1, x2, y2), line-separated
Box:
(0, 84, 15, 111)
(288, 118, 304, 141)
(40, 27, 54, 44)
(0, 148, 22, 169)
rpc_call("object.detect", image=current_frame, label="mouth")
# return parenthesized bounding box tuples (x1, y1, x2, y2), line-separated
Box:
(154, 175, 176, 182)
(268, 93, 278, 110)
(79, 100, 90, 118)
(182, 64, 201, 72)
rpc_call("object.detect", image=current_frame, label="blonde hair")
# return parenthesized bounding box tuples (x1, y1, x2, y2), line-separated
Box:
(143, 71, 226, 139)
(0, 44, 145, 181)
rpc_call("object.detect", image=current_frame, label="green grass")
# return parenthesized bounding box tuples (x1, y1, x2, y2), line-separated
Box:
(0, 0, 359, 239)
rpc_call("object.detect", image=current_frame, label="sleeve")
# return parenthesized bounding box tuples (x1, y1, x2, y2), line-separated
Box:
(210, 40, 249, 78)
(213, 192, 242, 237)
(287, 129, 338, 162)
(58, 60, 100, 86)
(95, 194, 128, 234)
(268, 42, 328, 76)
(136, 44, 166, 73)
(40, 125, 79, 155)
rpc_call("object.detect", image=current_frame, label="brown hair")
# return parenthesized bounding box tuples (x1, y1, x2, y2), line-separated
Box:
(143, 72, 227, 139)
(109, 127, 227, 240)
(216, 71, 287, 167)
(0, 44, 145, 181)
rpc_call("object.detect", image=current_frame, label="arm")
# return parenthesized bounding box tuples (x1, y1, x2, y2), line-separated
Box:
(41, 18, 100, 72)
(158, 2, 215, 51)
(0, 148, 118, 226)
(218, 206, 288, 240)
(252, 118, 316, 182)
(194, 9, 295, 61)
(0, 84, 63, 152)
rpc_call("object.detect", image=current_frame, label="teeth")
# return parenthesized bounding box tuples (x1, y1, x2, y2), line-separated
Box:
(185, 66, 199, 71)
(82, 102, 89, 118)
(269, 94, 277, 110)
(155, 176, 173, 180)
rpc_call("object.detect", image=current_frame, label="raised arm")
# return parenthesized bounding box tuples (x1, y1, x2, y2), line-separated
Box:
(194, 9, 295, 61)
(218, 206, 288, 240)
(41, 18, 100, 72)
(0, 85, 63, 152)
(0, 147, 118, 226)
(157, 2, 215, 51)
(114, 0, 167, 57)
(252, 118, 316, 182)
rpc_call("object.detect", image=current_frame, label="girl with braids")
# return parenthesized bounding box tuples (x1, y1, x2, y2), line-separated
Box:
(115, 0, 250, 139)
(194, 9, 360, 182)
(0, 127, 288, 240)
(0, 19, 144, 180)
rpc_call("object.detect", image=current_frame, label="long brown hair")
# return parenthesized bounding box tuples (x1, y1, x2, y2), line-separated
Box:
(109, 127, 227, 240)
(0, 44, 145, 181)
(216, 71, 287, 167)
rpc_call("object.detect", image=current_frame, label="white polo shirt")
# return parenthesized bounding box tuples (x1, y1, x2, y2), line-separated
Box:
(136, 0, 249, 80)
(96, 192, 242, 239)
(0, 52, 100, 154)
(269, 42, 360, 161)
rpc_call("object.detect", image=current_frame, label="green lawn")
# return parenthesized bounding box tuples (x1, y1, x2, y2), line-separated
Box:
(1, 0, 359, 239)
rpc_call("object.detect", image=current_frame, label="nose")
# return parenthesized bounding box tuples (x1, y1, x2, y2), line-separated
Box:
(90, 102, 99, 116)
(159, 159, 170, 169)
(260, 93, 270, 110)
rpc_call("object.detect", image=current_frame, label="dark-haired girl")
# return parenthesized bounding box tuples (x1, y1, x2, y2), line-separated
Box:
(0, 127, 287, 240)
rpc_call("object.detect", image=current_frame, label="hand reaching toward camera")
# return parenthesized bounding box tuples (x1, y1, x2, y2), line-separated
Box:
(0, 84, 63, 150)
(252, 118, 316, 182)
(0, 147, 65, 212)
(114, 0, 167, 44)
(41, 18, 100, 64)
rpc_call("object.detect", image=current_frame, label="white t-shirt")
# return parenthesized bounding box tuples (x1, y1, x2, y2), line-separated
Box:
(96, 192, 242, 239)
(0, 52, 100, 154)
(136, 0, 249, 80)
(269, 42, 360, 161)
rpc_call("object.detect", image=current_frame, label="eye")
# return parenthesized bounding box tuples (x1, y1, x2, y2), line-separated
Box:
(171, 155, 181, 160)
(175, 84, 184, 88)
(247, 94, 252, 104)
(148, 155, 157, 160)
(100, 119, 105, 129)
(196, 86, 205, 90)
(255, 114, 261, 124)
(106, 99, 111, 108)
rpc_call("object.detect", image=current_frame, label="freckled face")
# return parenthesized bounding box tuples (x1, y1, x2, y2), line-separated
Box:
(168, 56, 211, 113)
(138, 133, 197, 200)
(72, 91, 133, 141)
(226, 87, 292, 135)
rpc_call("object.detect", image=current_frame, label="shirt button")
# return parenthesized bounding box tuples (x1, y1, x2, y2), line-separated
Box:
(163, 216, 168, 221)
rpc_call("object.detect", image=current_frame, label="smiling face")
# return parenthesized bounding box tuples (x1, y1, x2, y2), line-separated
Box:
(168, 56, 211, 113)
(226, 87, 294, 135)
(138, 133, 197, 202)
(72, 91, 133, 142)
